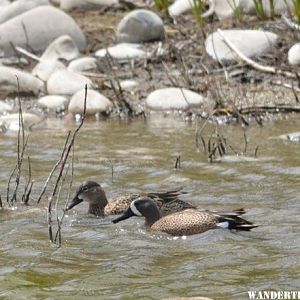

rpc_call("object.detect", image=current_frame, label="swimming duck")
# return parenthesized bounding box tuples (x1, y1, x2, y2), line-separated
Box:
(112, 197, 258, 236)
(66, 181, 194, 217)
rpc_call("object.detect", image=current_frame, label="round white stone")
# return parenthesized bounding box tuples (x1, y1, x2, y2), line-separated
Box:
(95, 43, 146, 62)
(68, 57, 98, 72)
(47, 69, 93, 95)
(0, 66, 45, 95)
(205, 30, 278, 63)
(68, 88, 113, 115)
(288, 43, 300, 65)
(146, 87, 204, 111)
(38, 95, 68, 109)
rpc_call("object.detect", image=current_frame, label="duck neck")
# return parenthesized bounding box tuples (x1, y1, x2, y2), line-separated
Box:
(88, 203, 105, 216)
(145, 209, 161, 227)
(88, 188, 108, 216)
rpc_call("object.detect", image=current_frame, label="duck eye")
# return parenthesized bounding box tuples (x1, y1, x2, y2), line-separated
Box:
(82, 186, 88, 192)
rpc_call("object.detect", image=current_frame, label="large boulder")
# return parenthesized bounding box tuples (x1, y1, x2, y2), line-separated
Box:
(205, 30, 278, 63)
(146, 88, 204, 111)
(0, 6, 86, 57)
(60, 0, 118, 11)
(0, 66, 45, 95)
(0, 0, 50, 25)
(117, 10, 165, 43)
(68, 88, 113, 115)
(47, 69, 93, 95)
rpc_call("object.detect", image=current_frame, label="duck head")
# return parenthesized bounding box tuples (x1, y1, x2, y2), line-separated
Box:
(66, 181, 108, 216)
(112, 197, 161, 226)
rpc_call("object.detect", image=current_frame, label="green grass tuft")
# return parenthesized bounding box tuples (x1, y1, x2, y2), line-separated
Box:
(191, 0, 206, 25)
(292, 0, 300, 23)
(154, 0, 170, 13)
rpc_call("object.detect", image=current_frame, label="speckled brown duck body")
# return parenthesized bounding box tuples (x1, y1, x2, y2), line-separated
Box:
(66, 181, 194, 217)
(112, 197, 258, 236)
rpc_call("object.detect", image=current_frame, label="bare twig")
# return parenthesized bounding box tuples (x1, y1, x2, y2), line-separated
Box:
(37, 132, 71, 203)
(22, 156, 32, 204)
(282, 14, 300, 30)
(174, 155, 181, 169)
(7, 76, 29, 205)
(48, 84, 88, 244)
(54, 146, 75, 246)
(243, 131, 248, 154)
(15, 46, 41, 62)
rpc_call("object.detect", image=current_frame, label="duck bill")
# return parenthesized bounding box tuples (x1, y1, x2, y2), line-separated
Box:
(112, 207, 135, 224)
(66, 195, 83, 211)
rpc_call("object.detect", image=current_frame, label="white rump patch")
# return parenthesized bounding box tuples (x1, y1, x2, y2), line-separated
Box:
(130, 201, 142, 217)
(217, 221, 229, 229)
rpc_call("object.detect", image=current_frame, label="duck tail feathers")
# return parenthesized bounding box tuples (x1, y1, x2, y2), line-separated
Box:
(217, 215, 258, 231)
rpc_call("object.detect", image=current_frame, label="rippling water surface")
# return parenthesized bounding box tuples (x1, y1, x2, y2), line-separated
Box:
(0, 115, 299, 300)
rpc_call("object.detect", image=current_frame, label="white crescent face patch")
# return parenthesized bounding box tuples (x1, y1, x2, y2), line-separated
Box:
(130, 200, 142, 217)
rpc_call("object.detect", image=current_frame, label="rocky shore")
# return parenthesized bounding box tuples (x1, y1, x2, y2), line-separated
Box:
(0, 0, 300, 130)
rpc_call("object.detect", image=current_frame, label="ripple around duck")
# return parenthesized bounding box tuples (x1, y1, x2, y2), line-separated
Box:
(0, 117, 300, 299)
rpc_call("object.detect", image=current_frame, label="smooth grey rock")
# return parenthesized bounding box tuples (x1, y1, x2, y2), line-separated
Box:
(32, 59, 66, 81)
(0, 6, 86, 57)
(205, 30, 278, 63)
(38, 95, 68, 109)
(0, 100, 12, 112)
(146, 87, 204, 111)
(117, 9, 165, 43)
(0, 0, 50, 25)
(0, 0, 10, 6)
(68, 57, 98, 72)
(280, 132, 300, 142)
(68, 88, 113, 115)
(0, 66, 45, 95)
(47, 69, 93, 95)
(288, 43, 300, 65)
(60, 0, 118, 11)
(95, 43, 146, 62)
(40, 35, 79, 61)
(0, 113, 41, 130)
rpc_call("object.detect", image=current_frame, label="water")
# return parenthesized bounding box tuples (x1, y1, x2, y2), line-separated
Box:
(0, 115, 300, 300)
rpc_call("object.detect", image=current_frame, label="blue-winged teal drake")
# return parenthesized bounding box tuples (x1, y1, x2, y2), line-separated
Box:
(112, 197, 258, 236)
(66, 181, 194, 217)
